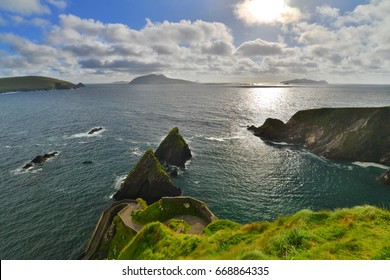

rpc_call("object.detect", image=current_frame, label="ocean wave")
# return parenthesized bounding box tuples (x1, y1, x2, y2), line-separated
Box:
(352, 161, 389, 170)
(113, 174, 127, 190)
(205, 135, 244, 142)
(130, 147, 142, 156)
(69, 127, 105, 139)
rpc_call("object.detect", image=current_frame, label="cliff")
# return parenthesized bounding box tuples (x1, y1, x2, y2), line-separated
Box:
(113, 150, 181, 203)
(129, 74, 195, 85)
(155, 127, 192, 168)
(0, 76, 83, 93)
(249, 107, 390, 166)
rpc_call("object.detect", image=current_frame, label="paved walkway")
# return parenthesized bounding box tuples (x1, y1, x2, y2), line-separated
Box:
(118, 203, 142, 232)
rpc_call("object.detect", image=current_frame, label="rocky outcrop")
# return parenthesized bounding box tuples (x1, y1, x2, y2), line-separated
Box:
(155, 127, 192, 168)
(23, 152, 59, 169)
(377, 169, 390, 185)
(113, 150, 181, 203)
(249, 107, 390, 165)
(88, 127, 103, 135)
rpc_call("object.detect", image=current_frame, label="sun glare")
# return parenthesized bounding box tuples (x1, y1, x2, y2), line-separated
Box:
(237, 0, 300, 24)
(246, 0, 285, 22)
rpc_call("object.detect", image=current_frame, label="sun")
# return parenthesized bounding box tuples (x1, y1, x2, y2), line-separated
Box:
(246, 0, 286, 23)
(236, 0, 301, 24)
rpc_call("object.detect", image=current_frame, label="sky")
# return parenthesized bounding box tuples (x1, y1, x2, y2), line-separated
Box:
(0, 0, 389, 83)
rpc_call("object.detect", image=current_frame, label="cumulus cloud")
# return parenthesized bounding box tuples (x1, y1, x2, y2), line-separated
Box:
(235, 0, 302, 25)
(316, 5, 340, 18)
(1, 0, 389, 83)
(237, 39, 284, 56)
(0, 0, 50, 15)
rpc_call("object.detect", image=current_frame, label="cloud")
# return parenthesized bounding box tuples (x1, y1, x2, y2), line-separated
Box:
(236, 39, 284, 56)
(234, 0, 302, 25)
(316, 5, 340, 18)
(0, 0, 50, 15)
(1, 1, 389, 83)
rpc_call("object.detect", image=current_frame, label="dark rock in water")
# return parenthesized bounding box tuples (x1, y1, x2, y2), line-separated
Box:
(88, 127, 103, 135)
(249, 107, 390, 165)
(23, 152, 58, 169)
(31, 152, 58, 164)
(378, 169, 390, 185)
(155, 127, 192, 168)
(166, 166, 179, 177)
(82, 160, 93, 164)
(113, 150, 181, 203)
(22, 163, 33, 170)
(76, 83, 86, 88)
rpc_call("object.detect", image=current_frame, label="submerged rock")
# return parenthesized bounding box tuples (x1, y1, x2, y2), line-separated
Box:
(155, 127, 192, 168)
(88, 127, 103, 135)
(378, 169, 390, 185)
(249, 107, 390, 165)
(113, 150, 181, 203)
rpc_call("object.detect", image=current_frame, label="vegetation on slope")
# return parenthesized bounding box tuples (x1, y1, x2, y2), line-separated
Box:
(113, 205, 390, 260)
(0, 76, 78, 93)
(129, 74, 195, 85)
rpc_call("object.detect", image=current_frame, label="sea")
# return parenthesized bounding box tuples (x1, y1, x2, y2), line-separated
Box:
(0, 83, 389, 259)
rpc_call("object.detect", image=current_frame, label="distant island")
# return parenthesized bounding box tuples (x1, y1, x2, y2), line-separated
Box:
(129, 74, 195, 85)
(281, 78, 328, 85)
(0, 76, 85, 94)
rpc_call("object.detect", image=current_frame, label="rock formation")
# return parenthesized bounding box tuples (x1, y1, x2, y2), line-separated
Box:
(129, 74, 195, 85)
(248, 107, 390, 165)
(88, 127, 103, 135)
(23, 152, 59, 169)
(377, 169, 390, 185)
(113, 150, 181, 203)
(155, 127, 192, 168)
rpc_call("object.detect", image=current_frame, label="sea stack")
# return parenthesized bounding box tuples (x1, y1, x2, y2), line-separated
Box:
(113, 150, 181, 203)
(155, 127, 192, 168)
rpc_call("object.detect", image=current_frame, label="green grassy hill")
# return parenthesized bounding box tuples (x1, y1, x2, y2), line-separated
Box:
(0, 76, 77, 93)
(102, 203, 390, 260)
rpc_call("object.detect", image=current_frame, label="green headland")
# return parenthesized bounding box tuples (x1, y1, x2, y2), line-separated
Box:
(0, 76, 84, 93)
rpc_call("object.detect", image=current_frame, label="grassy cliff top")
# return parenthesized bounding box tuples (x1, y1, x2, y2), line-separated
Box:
(0, 76, 77, 93)
(111, 205, 390, 260)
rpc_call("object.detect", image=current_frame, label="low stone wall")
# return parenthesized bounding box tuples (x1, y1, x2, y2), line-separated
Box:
(161, 196, 217, 223)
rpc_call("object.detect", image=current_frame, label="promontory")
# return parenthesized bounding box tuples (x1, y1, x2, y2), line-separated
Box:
(249, 107, 390, 165)
(0, 76, 84, 94)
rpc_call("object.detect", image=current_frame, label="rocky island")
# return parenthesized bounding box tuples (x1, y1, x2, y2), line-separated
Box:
(0, 76, 84, 94)
(129, 74, 195, 85)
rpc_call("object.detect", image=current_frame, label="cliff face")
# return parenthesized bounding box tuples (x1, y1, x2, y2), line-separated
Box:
(113, 150, 181, 203)
(155, 127, 192, 168)
(249, 107, 390, 165)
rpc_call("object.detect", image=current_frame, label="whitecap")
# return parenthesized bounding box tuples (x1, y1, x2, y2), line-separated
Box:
(194, 181, 200, 184)
(352, 161, 389, 170)
(69, 127, 105, 139)
(205, 137, 225, 142)
(130, 147, 142, 156)
(113, 174, 127, 190)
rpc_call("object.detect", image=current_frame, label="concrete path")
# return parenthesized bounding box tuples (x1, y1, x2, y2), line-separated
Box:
(118, 203, 142, 232)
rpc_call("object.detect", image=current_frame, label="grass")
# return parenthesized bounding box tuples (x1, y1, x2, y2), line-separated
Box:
(94, 216, 136, 260)
(113, 205, 390, 260)
(0, 76, 76, 93)
(132, 197, 206, 224)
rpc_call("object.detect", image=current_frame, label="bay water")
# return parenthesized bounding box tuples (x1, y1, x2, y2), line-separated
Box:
(0, 84, 389, 259)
